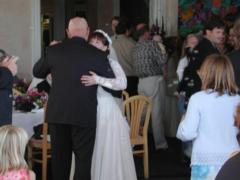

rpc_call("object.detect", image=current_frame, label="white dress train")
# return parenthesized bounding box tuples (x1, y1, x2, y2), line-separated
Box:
(91, 57, 137, 180)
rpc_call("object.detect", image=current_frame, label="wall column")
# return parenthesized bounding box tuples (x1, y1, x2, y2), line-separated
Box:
(149, 0, 178, 36)
(53, 0, 66, 40)
(0, 0, 41, 80)
(87, 0, 118, 34)
(113, 0, 120, 16)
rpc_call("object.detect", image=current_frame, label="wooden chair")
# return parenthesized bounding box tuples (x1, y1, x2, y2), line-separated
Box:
(28, 106, 51, 180)
(121, 90, 130, 114)
(123, 95, 152, 179)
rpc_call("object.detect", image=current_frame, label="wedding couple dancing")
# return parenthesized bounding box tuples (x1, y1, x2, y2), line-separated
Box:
(33, 17, 137, 180)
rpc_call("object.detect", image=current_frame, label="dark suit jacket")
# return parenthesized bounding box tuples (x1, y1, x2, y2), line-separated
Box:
(228, 50, 240, 89)
(194, 37, 220, 70)
(215, 152, 240, 180)
(33, 37, 115, 127)
(0, 67, 13, 125)
(36, 80, 51, 94)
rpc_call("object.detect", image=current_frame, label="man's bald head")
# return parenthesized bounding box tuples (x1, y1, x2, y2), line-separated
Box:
(66, 17, 89, 40)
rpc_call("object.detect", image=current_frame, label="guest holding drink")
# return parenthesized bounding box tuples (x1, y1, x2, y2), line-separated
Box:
(0, 51, 18, 126)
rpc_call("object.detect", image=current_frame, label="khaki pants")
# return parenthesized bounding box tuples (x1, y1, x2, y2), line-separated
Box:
(138, 75, 168, 149)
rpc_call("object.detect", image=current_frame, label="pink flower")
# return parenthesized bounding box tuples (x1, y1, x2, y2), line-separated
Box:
(213, 0, 221, 8)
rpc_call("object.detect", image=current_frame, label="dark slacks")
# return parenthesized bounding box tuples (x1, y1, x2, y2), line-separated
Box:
(49, 123, 96, 180)
(126, 76, 139, 97)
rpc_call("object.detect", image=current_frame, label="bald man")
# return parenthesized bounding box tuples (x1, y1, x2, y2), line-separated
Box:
(33, 17, 115, 180)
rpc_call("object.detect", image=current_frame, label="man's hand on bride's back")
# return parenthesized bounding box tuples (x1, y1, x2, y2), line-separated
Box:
(81, 71, 97, 86)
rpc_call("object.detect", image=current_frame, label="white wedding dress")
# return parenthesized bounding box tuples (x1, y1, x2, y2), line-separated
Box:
(91, 57, 137, 180)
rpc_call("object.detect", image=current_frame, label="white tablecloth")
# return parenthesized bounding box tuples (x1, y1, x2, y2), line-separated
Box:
(13, 109, 74, 178)
(12, 109, 44, 138)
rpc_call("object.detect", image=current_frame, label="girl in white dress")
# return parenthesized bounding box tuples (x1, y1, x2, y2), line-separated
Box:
(81, 30, 137, 180)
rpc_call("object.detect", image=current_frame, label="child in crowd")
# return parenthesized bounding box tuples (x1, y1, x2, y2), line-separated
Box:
(177, 54, 240, 180)
(177, 34, 199, 82)
(0, 125, 35, 180)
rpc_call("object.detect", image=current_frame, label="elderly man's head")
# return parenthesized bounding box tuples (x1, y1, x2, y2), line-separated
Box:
(66, 17, 89, 40)
(136, 24, 151, 41)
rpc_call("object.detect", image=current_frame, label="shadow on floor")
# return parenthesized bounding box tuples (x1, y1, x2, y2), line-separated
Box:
(135, 134, 190, 180)
(32, 134, 190, 180)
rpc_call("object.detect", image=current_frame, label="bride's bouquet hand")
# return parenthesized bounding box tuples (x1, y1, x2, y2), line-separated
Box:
(81, 71, 98, 86)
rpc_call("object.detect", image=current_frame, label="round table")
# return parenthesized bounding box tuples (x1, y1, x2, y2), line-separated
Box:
(12, 108, 44, 138)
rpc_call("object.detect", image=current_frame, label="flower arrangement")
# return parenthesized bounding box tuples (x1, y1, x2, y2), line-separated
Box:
(13, 78, 48, 112)
(14, 89, 48, 112)
(13, 78, 29, 93)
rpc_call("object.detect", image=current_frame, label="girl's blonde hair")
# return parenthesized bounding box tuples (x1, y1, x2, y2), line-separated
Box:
(199, 54, 238, 95)
(0, 125, 29, 175)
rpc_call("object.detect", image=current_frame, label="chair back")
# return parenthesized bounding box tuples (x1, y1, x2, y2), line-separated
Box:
(42, 104, 49, 143)
(123, 95, 152, 179)
(28, 103, 51, 180)
(122, 90, 129, 101)
(123, 95, 152, 140)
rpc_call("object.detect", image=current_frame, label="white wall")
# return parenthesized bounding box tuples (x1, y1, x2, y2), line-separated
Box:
(0, 0, 41, 80)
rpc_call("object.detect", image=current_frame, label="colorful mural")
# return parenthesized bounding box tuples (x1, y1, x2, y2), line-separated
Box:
(178, 0, 240, 36)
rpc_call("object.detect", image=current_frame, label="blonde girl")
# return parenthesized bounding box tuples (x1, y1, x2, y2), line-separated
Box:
(0, 125, 35, 180)
(177, 54, 240, 180)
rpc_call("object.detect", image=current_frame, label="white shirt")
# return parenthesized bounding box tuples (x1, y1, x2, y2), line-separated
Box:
(177, 90, 240, 166)
(176, 56, 189, 81)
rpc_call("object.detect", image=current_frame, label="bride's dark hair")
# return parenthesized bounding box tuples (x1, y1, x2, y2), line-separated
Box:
(89, 32, 110, 54)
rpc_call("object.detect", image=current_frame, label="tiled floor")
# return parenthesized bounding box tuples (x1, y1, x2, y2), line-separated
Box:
(33, 135, 190, 180)
(135, 135, 190, 180)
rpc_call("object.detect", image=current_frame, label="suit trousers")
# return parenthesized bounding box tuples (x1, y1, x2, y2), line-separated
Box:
(126, 76, 139, 97)
(49, 123, 96, 180)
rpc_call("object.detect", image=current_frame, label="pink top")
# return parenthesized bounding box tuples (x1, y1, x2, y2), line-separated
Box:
(0, 169, 30, 180)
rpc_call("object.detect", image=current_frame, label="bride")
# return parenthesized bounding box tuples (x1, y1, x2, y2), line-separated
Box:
(81, 30, 137, 180)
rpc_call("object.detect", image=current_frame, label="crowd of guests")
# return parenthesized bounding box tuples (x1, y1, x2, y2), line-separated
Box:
(111, 15, 240, 180)
(1, 14, 240, 180)
(175, 17, 240, 179)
